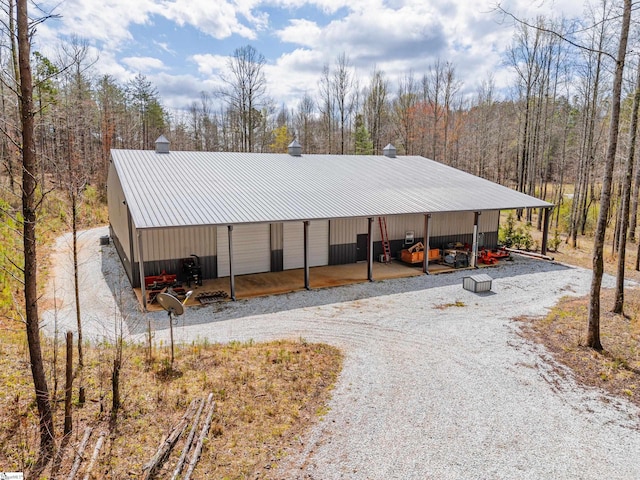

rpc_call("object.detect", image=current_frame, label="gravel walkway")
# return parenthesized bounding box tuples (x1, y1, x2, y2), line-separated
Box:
(42, 228, 640, 479)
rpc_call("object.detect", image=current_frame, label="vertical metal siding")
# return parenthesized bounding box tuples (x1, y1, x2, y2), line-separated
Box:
(373, 215, 424, 242)
(283, 220, 329, 269)
(429, 210, 500, 237)
(140, 225, 217, 261)
(217, 223, 271, 277)
(329, 218, 367, 245)
(479, 210, 500, 232)
(107, 162, 131, 261)
(271, 223, 283, 250)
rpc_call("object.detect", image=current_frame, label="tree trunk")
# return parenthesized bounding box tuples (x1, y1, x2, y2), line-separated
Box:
(18, 0, 55, 468)
(64, 331, 73, 436)
(71, 188, 85, 405)
(587, 0, 631, 350)
(613, 58, 640, 314)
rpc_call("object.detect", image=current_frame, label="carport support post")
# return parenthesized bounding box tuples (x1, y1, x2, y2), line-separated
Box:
(228, 225, 236, 301)
(367, 217, 374, 281)
(471, 212, 481, 268)
(423, 214, 431, 274)
(137, 230, 147, 311)
(541, 207, 551, 255)
(304, 221, 310, 290)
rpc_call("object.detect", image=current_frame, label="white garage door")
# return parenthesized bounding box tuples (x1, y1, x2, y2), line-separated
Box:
(217, 224, 271, 277)
(283, 220, 329, 270)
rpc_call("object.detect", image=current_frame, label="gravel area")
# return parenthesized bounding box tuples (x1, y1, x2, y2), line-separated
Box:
(42, 228, 640, 479)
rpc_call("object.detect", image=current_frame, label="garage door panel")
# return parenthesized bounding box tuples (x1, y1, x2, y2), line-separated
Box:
(283, 221, 328, 270)
(217, 224, 270, 277)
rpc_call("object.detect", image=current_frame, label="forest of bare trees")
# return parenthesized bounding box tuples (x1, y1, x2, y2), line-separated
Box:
(0, 3, 636, 241)
(0, 4, 634, 212)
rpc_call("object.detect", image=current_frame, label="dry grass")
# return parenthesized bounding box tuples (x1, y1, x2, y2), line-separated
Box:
(518, 290, 640, 407)
(0, 332, 342, 478)
(515, 214, 640, 408)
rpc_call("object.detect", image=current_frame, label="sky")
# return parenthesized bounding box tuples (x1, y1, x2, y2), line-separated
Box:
(34, 0, 586, 113)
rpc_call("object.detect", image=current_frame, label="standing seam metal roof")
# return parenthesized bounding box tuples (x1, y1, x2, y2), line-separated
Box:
(110, 149, 553, 229)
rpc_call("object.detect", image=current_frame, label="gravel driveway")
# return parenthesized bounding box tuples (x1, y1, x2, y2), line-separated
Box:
(42, 228, 640, 479)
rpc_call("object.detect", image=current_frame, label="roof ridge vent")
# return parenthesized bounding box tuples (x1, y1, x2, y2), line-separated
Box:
(383, 143, 396, 158)
(288, 139, 302, 156)
(155, 135, 170, 154)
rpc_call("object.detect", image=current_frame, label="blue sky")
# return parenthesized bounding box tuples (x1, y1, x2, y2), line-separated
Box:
(35, 0, 585, 112)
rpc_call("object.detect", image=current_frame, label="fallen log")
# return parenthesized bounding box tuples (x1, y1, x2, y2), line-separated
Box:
(183, 395, 217, 480)
(67, 427, 93, 480)
(170, 395, 208, 480)
(82, 431, 106, 480)
(142, 399, 198, 480)
(505, 248, 555, 261)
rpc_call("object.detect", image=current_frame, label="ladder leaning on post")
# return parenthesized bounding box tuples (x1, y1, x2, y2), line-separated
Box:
(378, 216, 391, 263)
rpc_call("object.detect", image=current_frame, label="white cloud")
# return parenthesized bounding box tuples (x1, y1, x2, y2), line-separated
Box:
(122, 56, 168, 72)
(39, 0, 158, 49)
(190, 54, 229, 77)
(157, 0, 258, 39)
(34, 0, 592, 112)
(277, 19, 322, 47)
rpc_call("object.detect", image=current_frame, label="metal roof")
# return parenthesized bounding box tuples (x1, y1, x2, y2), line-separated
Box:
(110, 149, 553, 229)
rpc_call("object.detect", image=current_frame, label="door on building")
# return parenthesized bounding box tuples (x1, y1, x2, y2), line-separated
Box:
(217, 224, 271, 277)
(356, 233, 368, 262)
(283, 220, 329, 269)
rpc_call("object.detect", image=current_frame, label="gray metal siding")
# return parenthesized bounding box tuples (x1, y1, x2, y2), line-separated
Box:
(134, 225, 217, 262)
(329, 218, 368, 245)
(107, 162, 131, 262)
(271, 223, 284, 271)
(329, 244, 357, 264)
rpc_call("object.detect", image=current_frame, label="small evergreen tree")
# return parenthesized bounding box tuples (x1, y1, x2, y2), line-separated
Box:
(354, 114, 373, 155)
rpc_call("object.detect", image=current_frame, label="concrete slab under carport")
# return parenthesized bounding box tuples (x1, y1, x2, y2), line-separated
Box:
(136, 260, 442, 311)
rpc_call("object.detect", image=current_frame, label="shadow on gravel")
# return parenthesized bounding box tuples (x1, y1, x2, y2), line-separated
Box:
(99, 247, 573, 335)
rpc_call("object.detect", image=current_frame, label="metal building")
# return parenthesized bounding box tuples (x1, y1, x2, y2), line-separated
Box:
(107, 138, 553, 307)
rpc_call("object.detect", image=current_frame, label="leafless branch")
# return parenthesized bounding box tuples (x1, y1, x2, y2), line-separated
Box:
(2, 263, 24, 284)
(494, 3, 617, 63)
(0, 122, 22, 150)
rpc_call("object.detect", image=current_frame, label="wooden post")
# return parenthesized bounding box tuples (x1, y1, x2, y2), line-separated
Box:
(471, 212, 481, 268)
(541, 207, 551, 255)
(423, 214, 431, 274)
(64, 331, 73, 436)
(228, 225, 235, 301)
(304, 221, 310, 290)
(367, 217, 374, 281)
(138, 230, 147, 310)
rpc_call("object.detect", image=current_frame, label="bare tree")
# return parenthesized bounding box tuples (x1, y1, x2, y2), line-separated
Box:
(391, 72, 418, 155)
(318, 64, 334, 153)
(613, 57, 640, 314)
(295, 92, 316, 152)
(587, 0, 631, 350)
(331, 53, 356, 154)
(364, 68, 389, 155)
(17, 0, 55, 468)
(218, 45, 268, 152)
